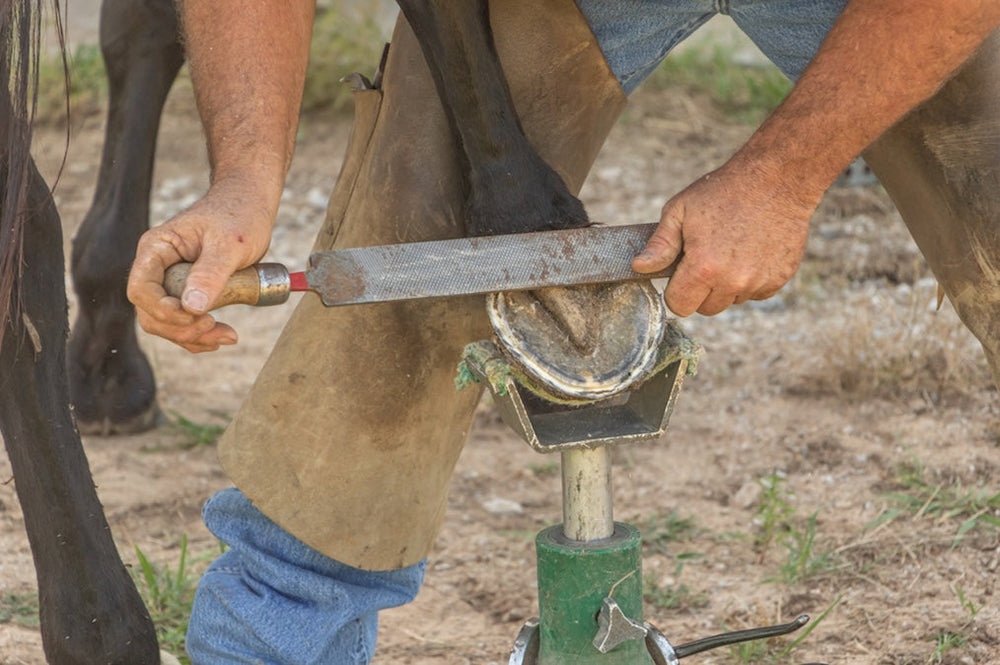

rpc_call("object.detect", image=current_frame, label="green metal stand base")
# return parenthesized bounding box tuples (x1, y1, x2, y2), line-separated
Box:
(535, 523, 654, 665)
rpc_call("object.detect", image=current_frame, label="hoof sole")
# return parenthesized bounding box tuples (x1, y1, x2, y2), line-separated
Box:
(488, 282, 666, 401)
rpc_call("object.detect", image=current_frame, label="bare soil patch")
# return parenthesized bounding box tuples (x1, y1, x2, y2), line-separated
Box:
(2, 76, 998, 665)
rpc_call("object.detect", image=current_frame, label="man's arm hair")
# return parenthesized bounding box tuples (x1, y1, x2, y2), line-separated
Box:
(735, 0, 1000, 203)
(177, 0, 316, 211)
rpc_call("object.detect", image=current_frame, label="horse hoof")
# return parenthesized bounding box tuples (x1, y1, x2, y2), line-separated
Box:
(487, 281, 667, 402)
(74, 402, 162, 436)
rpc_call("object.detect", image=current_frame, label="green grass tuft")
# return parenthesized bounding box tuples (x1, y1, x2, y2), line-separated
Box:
(646, 43, 791, 124)
(773, 511, 837, 584)
(867, 457, 1000, 546)
(0, 592, 40, 629)
(131, 536, 222, 664)
(750, 474, 838, 584)
(727, 596, 841, 664)
(640, 510, 698, 556)
(36, 43, 108, 123)
(642, 552, 708, 611)
(753, 473, 795, 554)
(166, 411, 228, 449)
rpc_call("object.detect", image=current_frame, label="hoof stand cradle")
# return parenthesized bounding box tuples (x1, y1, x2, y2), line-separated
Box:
(463, 320, 819, 664)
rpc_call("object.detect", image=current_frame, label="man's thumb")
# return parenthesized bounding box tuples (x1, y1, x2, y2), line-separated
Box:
(633, 205, 683, 273)
(181, 255, 240, 314)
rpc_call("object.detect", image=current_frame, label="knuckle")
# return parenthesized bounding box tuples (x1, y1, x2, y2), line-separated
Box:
(775, 265, 797, 284)
(174, 329, 203, 345)
(698, 304, 721, 316)
(691, 261, 720, 284)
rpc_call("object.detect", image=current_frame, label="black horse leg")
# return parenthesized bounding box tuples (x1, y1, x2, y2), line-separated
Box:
(69, 0, 184, 434)
(394, 0, 589, 237)
(0, 158, 159, 663)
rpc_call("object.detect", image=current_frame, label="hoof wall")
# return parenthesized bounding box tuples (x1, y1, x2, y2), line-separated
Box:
(75, 403, 161, 436)
(488, 282, 666, 401)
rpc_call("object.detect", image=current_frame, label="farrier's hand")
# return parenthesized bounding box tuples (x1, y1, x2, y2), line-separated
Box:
(127, 178, 275, 353)
(632, 156, 819, 317)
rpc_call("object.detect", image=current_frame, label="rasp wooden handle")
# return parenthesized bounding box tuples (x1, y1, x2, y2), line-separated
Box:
(163, 262, 292, 309)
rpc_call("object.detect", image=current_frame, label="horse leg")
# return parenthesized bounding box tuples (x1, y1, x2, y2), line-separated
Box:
(394, 0, 589, 237)
(863, 29, 1000, 386)
(391, 1, 663, 397)
(69, 0, 184, 435)
(0, 159, 159, 663)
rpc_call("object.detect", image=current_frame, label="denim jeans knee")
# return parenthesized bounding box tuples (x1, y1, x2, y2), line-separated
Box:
(186, 488, 426, 665)
(576, 0, 851, 92)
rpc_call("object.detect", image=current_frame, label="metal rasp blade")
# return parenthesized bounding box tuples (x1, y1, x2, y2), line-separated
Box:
(305, 222, 674, 306)
(161, 223, 675, 310)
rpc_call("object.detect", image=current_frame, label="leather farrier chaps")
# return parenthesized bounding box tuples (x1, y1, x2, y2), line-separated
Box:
(864, 30, 1000, 384)
(217, 0, 627, 570)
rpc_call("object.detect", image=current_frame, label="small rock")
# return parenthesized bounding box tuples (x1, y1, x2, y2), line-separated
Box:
(482, 497, 523, 515)
(597, 166, 622, 181)
(307, 187, 330, 210)
(732, 481, 762, 509)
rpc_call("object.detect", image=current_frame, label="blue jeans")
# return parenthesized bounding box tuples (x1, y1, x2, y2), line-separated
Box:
(186, 2, 849, 662)
(186, 489, 425, 664)
(578, 0, 850, 92)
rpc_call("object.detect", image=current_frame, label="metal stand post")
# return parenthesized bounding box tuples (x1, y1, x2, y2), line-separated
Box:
(561, 447, 613, 541)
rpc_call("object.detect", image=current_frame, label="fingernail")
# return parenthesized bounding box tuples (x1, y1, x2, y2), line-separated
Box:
(220, 333, 238, 345)
(183, 289, 209, 313)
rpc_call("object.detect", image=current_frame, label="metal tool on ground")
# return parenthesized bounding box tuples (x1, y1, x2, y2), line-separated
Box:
(162, 223, 676, 309)
(462, 331, 826, 664)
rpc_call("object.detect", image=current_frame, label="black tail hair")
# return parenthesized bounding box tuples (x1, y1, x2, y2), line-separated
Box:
(0, 0, 67, 348)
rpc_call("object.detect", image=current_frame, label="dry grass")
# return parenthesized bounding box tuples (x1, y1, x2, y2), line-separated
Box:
(804, 283, 993, 401)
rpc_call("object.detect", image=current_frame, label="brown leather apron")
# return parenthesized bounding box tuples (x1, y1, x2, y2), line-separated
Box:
(217, 0, 626, 570)
(864, 30, 1000, 383)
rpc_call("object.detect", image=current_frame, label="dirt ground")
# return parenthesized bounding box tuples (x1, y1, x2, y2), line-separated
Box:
(2, 41, 1000, 665)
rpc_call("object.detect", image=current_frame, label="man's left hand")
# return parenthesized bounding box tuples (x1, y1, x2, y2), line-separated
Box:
(632, 158, 817, 317)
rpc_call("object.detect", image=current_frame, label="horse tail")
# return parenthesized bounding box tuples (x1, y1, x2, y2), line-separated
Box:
(0, 0, 66, 349)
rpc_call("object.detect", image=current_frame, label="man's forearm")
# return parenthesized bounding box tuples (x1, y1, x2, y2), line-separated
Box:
(740, 0, 1000, 202)
(178, 0, 315, 208)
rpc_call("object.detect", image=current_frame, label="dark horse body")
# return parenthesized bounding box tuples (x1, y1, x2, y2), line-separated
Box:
(5, 0, 601, 662)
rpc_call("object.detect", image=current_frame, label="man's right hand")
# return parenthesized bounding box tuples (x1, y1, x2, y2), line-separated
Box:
(127, 179, 275, 353)
(130, 0, 312, 353)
